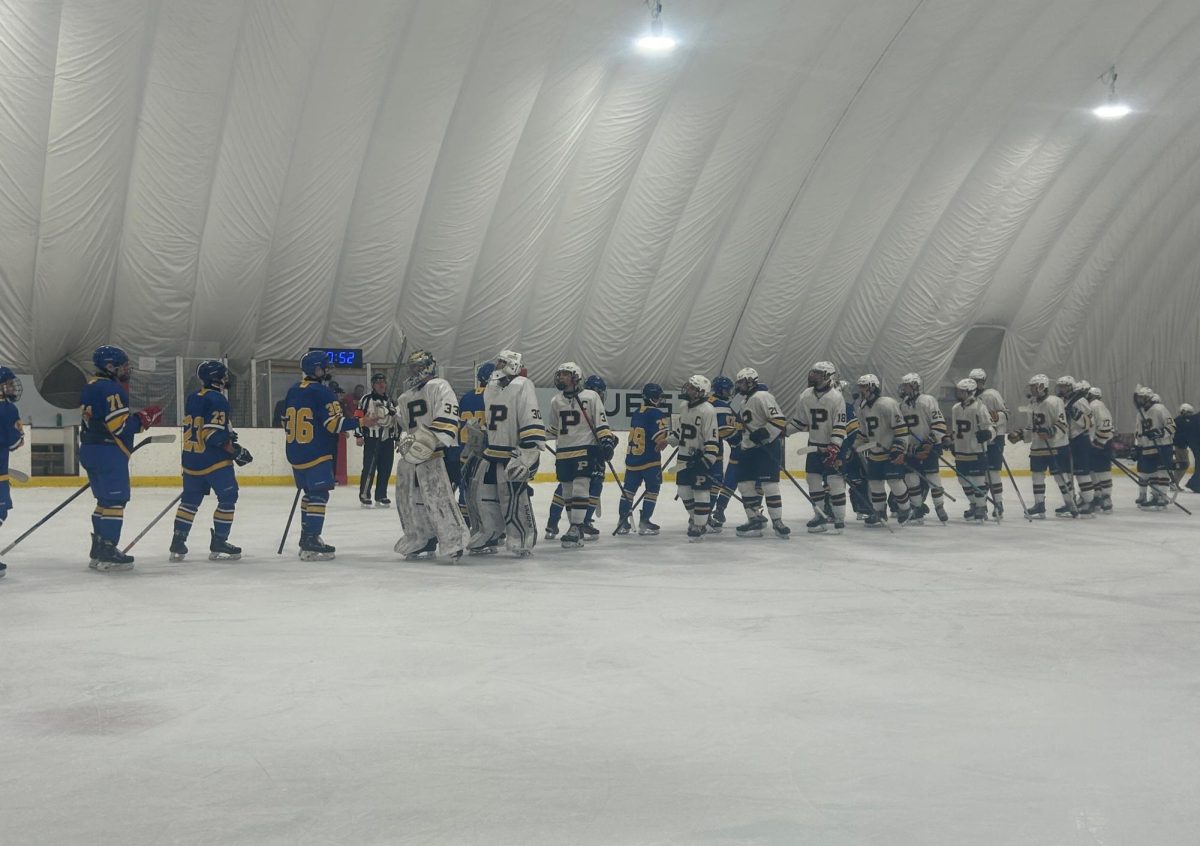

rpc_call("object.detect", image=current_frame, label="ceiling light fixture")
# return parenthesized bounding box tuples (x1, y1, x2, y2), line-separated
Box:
(635, 1, 676, 53)
(1093, 66, 1131, 119)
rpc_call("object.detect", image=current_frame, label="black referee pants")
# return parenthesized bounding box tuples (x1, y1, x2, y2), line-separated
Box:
(360, 437, 396, 501)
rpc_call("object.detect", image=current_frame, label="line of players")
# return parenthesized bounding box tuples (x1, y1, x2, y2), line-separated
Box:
(0, 343, 1184, 577)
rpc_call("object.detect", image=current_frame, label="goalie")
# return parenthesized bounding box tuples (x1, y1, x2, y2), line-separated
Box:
(393, 350, 469, 561)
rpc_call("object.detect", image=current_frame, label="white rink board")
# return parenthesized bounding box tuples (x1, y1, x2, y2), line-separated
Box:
(2, 477, 1198, 845)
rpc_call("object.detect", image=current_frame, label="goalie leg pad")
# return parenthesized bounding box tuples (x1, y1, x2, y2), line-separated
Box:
(499, 479, 537, 555)
(415, 457, 470, 557)
(394, 461, 437, 555)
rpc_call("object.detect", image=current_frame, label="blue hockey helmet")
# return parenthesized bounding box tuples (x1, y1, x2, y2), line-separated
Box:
(711, 376, 733, 401)
(477, 361, 496, 386)
(300, 349, 328, 379)
(642, 382, 663, 405)
(0, 365, 21, 401)
(93, 345, 130, 381)
(585, 375, 606, 398)
(196, 359, 228, 389)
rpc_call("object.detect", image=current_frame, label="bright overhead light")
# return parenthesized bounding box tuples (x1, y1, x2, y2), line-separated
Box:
(1093, 66, 1131, 120)
(635, 1, 676, 54)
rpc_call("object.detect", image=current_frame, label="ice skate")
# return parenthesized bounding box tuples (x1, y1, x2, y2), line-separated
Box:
(359, 495, 373, 508)
(581, 522, 600, 542)
(0, 560, 7, 578)
(468, 535, 501, 556)
(375, 497, 391, 507)
(735, 514, 767, 538)
(771, 518, 791, 539)
(863, 511, 886, 528)
(298, 533, 335, 561)
(543, 523, 559, 540)
(169, 532, 189, 562)
(896, 508, 913, 526)
(806, 514, 828, 534)
(614, 517, 632, 535)
(1054, 503, 1078, 519)
(91, 538, 134, 572)
(687, 523, 705, 543)
(705, 515, 723, 533)
(208, 530, 242, 561)
(935, 505, 949, 523)
(561, 526, 584, 549)
(404, 538, 438, 560)
(637, 519, 660, 536)
(1025, 502, 1046, 519)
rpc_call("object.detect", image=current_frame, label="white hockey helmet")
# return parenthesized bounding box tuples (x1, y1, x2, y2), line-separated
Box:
(1179, 402, 1195, 416)
(1028, 374, 1050, 400)
(808, 361, 836, 389)
(856, 373, 881, 401)
(899, 372, 922, 399)
(683, 374, 711, 403)
(955, 378, 977, 402)
(734, 367, 759, 395)
(1055, 375, 1076, 398)
(1151, 393, 1162, 405)
(968, 367, 987, 384)
(1133, 385, 1154, 408)
(1087, 385, 1102, 400)
(495, 349, 522, 378)
(554, 361, 583, 392)
(1076, 379, 1091, 395)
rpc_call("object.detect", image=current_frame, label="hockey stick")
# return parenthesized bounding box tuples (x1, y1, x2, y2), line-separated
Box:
(571, 394, 637, 513)
(761, 440, 833, 519)
(122, 492, 183, 554)
(0, 434, 176, 557)
(1111, 455, 1192, 515)
(1000, 455, 1034, 522)
(8, 468, 29, 483)
(277, 488, 302, 554)
(936, 452, 1000, 509)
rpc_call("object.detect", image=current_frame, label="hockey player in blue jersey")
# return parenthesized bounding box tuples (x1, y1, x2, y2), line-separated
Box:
(79, 345, 163, 571)
(615, 383, 669, 535)
(283, 350, 377, 560)
(0, 366, 25, 579)
(168, 360, 253, 562)
(458, 362, 494, 525)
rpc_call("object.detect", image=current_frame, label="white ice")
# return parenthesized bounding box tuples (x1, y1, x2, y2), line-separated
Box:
(2, 477, 1198, 846)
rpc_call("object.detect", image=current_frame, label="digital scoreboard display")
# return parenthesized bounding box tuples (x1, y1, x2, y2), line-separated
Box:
(307, 347, 363, 368)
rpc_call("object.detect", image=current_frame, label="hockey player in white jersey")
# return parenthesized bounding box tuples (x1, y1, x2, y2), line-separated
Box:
(1007, 374, 1075, 518)
(547, 363, 615, 550)
(1132, 385, 1176, 510)
(794, 361, 848, 533)
(668, 375, 721, 542)
(855, 374, 913, 527)
(949, 378, 994, 522)
(1057, 375, 1097, 516)
(1085, 383, 1115, 512)
(468, 349, 547, 556)
(899, 373, 948, 524)
(970, 368, 1009, 516)
(731, 368, 790, 539)
(392, 350, 470, 561)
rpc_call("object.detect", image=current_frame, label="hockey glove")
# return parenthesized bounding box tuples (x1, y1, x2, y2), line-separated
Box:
(915, 443, 932, 460)
(135, 405, 163, 430)
(686, 452, 711, 474)
(505, 446, 540, 482)
(401, 427, 441, 466)
(749, 428, 770, 446)
(1007, 430, 1023, 444)
(596, 437, 617, 462)
(231, 444, 254, 466)
(975, 429, 991, 444)
(823, 442, 841, 467)
(889, 446, 907, 466)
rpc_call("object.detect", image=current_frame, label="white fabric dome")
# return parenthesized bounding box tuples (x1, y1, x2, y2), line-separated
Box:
(1, 0, 1196, 425)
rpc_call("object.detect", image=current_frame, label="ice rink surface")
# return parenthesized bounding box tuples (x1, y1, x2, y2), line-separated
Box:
(2, 476, 1198, 845)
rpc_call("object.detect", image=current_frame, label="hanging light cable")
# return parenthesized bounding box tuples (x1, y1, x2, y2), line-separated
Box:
(635, 1, 677, 53)
(1093, 66, 1132, 119)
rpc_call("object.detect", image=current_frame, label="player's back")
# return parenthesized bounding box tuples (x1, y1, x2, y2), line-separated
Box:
(80, 377, 132, 448)
(283, 379, 338, 466)
(627, 404, 667, 470)
(182, 388, 232, 472)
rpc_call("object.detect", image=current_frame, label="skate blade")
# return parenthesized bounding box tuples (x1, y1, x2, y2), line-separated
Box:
(687, 535, 704, 543)
(91, 561, 135, 572)
(440, 550, 464, 564)
(208, 552, 242, 561)
(405, 551, 437, 561)
(560, 541, 585, 549)
(582, 536, 598, 543)
(773, 533, 791, 540)
(735, 530, 763, 538)
(169, 553, 187, 562)
(637, 528, 659, 536)
(467, 547, 498, 556)
(510, 549, 533, 558)
(298, 551, 335, 561)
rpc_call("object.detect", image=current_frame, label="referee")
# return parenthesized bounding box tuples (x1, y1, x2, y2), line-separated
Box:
(357, 372, 398, 507)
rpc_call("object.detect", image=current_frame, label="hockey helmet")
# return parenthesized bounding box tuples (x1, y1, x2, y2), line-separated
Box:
(1087, 385, 1103, 401)
(711, 375, 733, 401)
(495, 349, 522, 378)
(300, 349, 328, 379)
(0, 365, 22, 402)
(585, 374, 606, 398)
(406, 350, 436, 388)
(968, 368, 987, 385)
(808, 361, 836, 389)
(93, 345, 131, 381)
(734, 367, 759, 395)
(856, 373, 881, 401)
(1075, 379, 1091, 395)
(955, 378, 977, 403)
(899, 372, 922, 399)
(1179, 403, 1195, 417)
(1027, 374, 1050, 400)
(476, 362, 496, 386)
(197, 360, 228, 390)
(554, 362, 583, 393)
(642, 382, 663, 405)
(1133, 385, 1154, 408)
(683, 374, 711, 404)
(1055, 375, 1076, 398)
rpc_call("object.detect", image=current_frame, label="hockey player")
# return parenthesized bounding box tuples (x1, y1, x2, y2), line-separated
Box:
(580, 374, 609, 536)
(730, 368, 789, 538)
(1006, 374, 1074, 518)
(458, 362, 495, 525)
(707, 375, 739, 530)
(283, 350, 376, 560)
(169, 360, 252, 562)
(1131, 386, 1175, 510)
(1058, 375, 1096, 516)
(393, 350, 469, 561)
(855, 374, 912, 526)
(616, 382, 668, 536)
(668, 375, 720, 541)
(948, 378, 994, 522)
(969, 368, 1009, 516)
(79, 346, 163, 571)
(468, 349, 546, 557)
(794, 362, 849, 533)
(1085, 384, 1115, 510)
(898, 372, 948, 524)
(0, 366, 25, 579)
(356, 372, 398, 507)
(546, 363, 615, 549)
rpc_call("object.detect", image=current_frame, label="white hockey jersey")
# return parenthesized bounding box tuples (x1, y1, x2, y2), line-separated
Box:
(1134, 402, 1175, 449)
(1022, 396, 1068, 453)
(950, 397, 993, 456)
(547, 389, 612, 460)
(857, 396, 909, 455)
(901, 393, 947, 447)
(795, 387, 848, 447)
(676, 400, 720, 466)
(978, 387, 1009, 436)
(737, 389, 786, 445)
(1064, 395, 1093, 441)
(1089, 398, 1114, 446)
(396, 377, 460, 449)
(482, 375, 546, 460)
